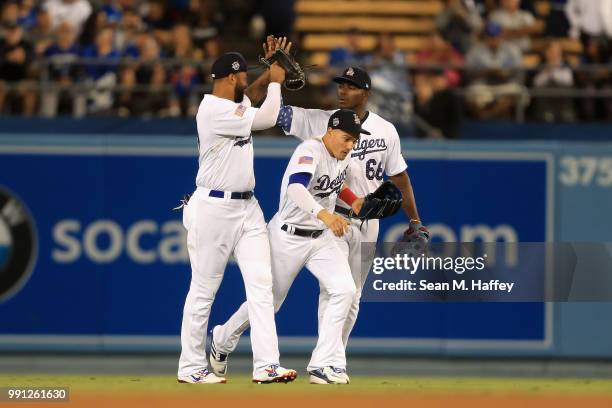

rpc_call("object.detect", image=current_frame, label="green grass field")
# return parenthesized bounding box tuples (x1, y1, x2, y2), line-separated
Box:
(2, 374, 612, 396)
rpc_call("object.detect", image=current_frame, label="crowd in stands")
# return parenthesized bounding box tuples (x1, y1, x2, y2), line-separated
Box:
(0, 0, 232, 117)
(319, 0, 612, 137)
(0, 0, 611, 137)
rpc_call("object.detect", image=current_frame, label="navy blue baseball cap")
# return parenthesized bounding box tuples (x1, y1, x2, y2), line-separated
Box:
(328, 109, 371, 138)
(484, 22, 503, 38)
(333, 66, 371, 90)
(211, 52, 248, 79)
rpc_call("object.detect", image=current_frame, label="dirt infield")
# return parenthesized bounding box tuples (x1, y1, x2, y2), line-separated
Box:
(12, 392, 612, 408)
(5, 375, 612, 408)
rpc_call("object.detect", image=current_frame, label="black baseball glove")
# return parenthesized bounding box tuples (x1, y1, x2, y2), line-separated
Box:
(352, 181, 403, 220)
(260, 49, 306, 91)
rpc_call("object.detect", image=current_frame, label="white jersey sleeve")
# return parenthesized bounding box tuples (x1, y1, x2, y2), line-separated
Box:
(287, 141, 320, 175)
(384, 122, 408, 176)
(208, 98, 257, 138)
(288, 106, 335, 140)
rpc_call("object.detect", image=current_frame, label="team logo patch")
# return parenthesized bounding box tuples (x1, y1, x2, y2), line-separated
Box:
(298, 156, 313, 165)
(346, 67, 354, 76)
(232, 61, 240, 71)
(354, 114, 360, 124)
(0, 187, 38, 303)
(332, 117, 340, 127)
(234, 104, 247, 117)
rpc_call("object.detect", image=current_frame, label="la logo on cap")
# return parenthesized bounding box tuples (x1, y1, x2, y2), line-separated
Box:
(232, 61, 240, 71)
(332, 117, 340, 126)
(346, 67, 355, 76)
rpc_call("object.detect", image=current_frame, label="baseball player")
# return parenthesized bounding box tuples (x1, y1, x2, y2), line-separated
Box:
(211, 109, 370, 384)
(209, 65, 428, 383)
(282, 66, 428, 381)
(177, 51, 297, 384)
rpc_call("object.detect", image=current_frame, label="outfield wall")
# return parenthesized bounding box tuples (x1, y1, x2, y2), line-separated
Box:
(0, 134, 611, 358)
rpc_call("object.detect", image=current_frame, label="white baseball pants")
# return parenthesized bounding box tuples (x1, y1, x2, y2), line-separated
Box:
(177, 188, 279, 377)
(213, 215, 356, 370)
(318, 219, 379, 348)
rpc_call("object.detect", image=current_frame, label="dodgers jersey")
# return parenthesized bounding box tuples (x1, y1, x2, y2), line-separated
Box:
(287, 107, 407, 209)
(195, 94, 257, 191)
(278, 138, 351, 229)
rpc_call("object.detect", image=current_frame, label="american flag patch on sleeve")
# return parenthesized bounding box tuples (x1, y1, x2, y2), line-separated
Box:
(298, 156, 313, 164)
(234, 105, 247, 117)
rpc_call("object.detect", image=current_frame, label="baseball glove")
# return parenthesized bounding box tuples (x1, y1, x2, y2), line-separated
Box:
(352, 181, 403, 220)
(392, 220, 430, 258)
(260, 49, 306, 91)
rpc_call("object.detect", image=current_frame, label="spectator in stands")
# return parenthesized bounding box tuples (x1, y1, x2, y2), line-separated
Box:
(474, 0, 498, 17)
(28, 9, 55, 55)
(17, 0, 37, 30)
(81, 27, 120, 113)
(436, 0, 484, 53)
(41, 22, 85, 117)
(532, 39, 576, 122)
(1, 2, 19, 26)
(100, 0, 123, 26)
(414, 69, 463, 139)
(475, 0, 536, 15)
(185, 0, 221, 46)
(165, 23, 203, 117)
(142, 0, 172, 46)
(0, 22, 36, 115)
(167, 23, 203, 61)
(79, 8, 111, 47)
(43, 0, 93, 34)
(115, 8, 145, 54)
(415, 31, 465, 88)
(368, 32, 412, 130)
(566, 0, 612, 44)
(489, 0, 539, 51)
(576, 35, 612, 121)
(202, 36, 220, 60)
(545, 0, 571, 37)
(168, 63, 200, 117)
(465, 22, 528, 119)
(116, 35, 170, 117)
(329, 28, 372, 68)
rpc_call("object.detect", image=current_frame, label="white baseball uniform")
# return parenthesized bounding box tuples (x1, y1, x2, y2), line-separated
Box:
(178, 84, 283, 378)
(213, 138, 356, 370)
(287, 107, 408, 347)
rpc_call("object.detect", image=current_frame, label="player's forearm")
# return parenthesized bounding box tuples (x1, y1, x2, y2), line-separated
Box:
(287, 183, 324, 217)
(244, 70, 271, 106)
(339, 186, 363, 214)
(389, 171, 421, 221)
(252, 83, 282, 131)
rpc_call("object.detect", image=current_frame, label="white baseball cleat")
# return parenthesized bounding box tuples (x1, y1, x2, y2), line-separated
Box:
(177, 369, 226, 384)
(308, 366, 349, 384)
(252, 364, 298, 384)
(332, 367, 350, 384)
(209, 329, 229, 377)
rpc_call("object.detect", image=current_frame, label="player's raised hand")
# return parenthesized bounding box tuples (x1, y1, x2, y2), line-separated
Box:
(275, 36, 292, 54)
(318, 210, 350, 237)
(263, 36, 293, 59)
(263, 35, 276, 59)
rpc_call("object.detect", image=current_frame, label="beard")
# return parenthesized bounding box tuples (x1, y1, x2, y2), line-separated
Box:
(234, 84, 245, 103)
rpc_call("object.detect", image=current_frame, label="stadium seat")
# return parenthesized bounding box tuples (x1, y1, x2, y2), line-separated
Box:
(295, 1, 442, 16)
(295, 16, 436, 33)
(302, 34, 428, 52)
